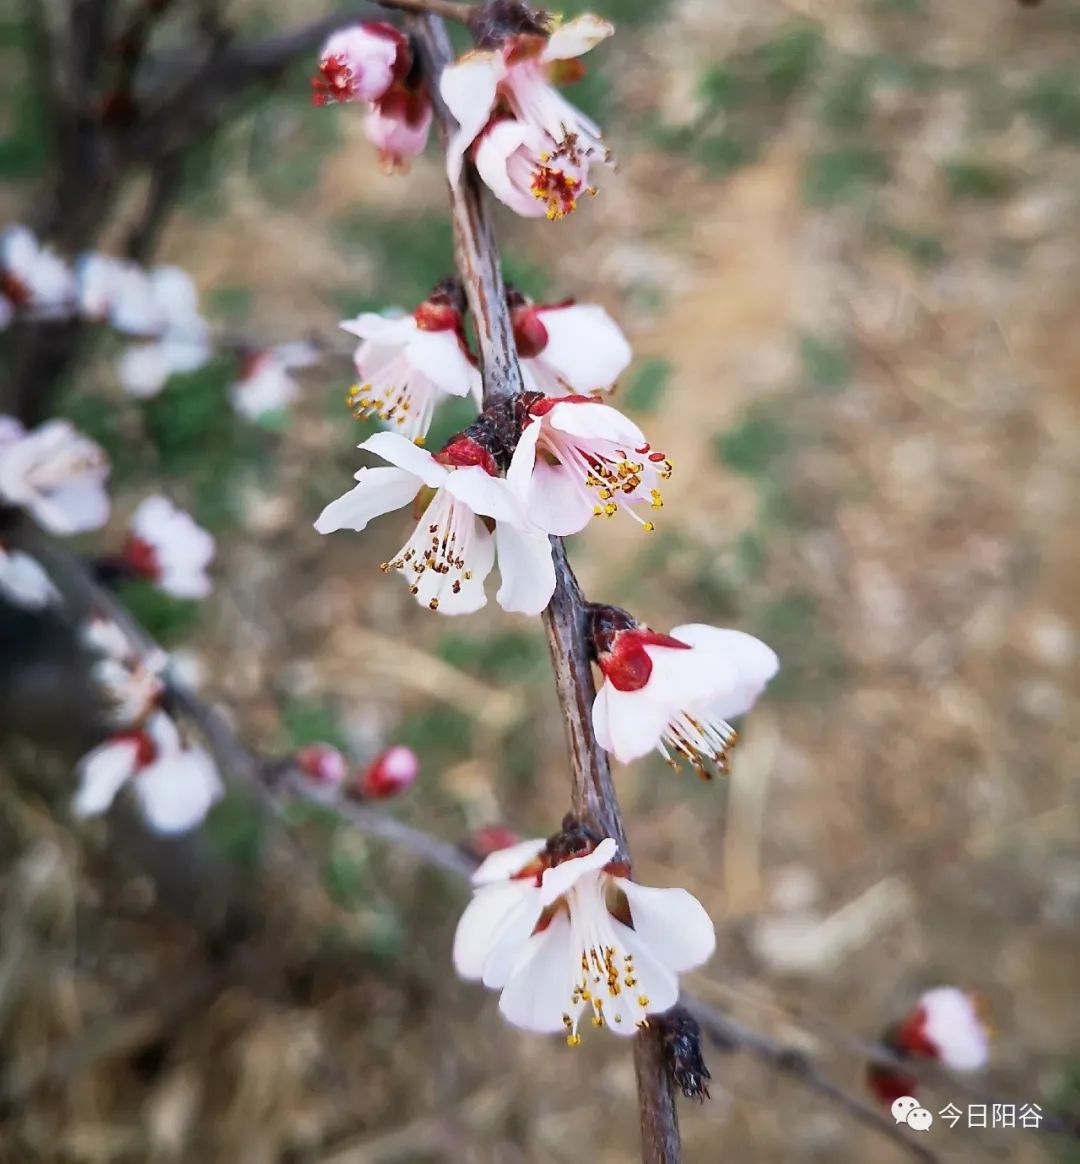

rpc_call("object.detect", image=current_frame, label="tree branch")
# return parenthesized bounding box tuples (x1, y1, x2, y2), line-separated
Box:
(407, 14, 677, 1161)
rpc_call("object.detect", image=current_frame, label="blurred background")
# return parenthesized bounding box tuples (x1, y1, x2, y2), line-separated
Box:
(1, 0, 1079, 1160)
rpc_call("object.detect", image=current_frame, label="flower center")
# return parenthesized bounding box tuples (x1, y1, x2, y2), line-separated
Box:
(122, 534, 161, 580)
(529, 135, 594, 220)
(380, 485, 480, 612)
(0, 271, 31, 309)
(311, 55, 358, 106)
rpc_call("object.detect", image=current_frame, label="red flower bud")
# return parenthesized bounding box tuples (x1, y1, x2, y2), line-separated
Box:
(358, 745, 419, 799)
(296, 743, 348, 787)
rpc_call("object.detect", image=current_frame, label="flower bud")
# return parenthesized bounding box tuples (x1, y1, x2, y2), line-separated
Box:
(357, 744, 419, 799)
(295, 743, 349, 787)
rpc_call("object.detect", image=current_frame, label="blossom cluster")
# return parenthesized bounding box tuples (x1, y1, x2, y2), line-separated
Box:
(1, 225, 318, 419)
(307, 7, 787, 1051)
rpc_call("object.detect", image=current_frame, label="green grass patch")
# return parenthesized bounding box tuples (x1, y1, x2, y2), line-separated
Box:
(281, 698, 349, 752)
(878, 222, 948, 268)
(942, 158, 1015, 200)
(802, 146, 888, 207)
(799, 333, 851, 394)
(115, 579, 201, 645)
(623, 358, 671, 414)
(1022, 71, 1080, 144)
(437, 628, 548, 683)
(713, 408, 789, 477)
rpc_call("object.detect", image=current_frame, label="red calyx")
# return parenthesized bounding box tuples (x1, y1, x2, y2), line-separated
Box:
(434, 434, 499, 477)
(528, 392, 599, 419)
(413, 300, 460, 333)
(0, 272, 30, 309)
(121, 535, 161, 581)
(598, 628, 692, 693)
(113, 728, 156, 768)
(510, 303, 549, 358)
(866, 1062, 919, 1107)
(895, 1004, 939, 1061)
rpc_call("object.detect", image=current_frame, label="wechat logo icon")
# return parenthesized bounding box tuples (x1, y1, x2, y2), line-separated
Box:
(891, 1096, 934, 1133)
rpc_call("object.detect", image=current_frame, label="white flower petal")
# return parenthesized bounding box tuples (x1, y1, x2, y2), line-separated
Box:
(539, 837, 618, 907)
(474, 120, 550, 218)
(440, 51, 505, 185)
(73, 739, 140, 818)
(540, 15, 614, 62)
(453, 881, 537, 980)
(534, 304, 631, 394)
(472, 837, 547, 885)
(616, 879, 716, 974)
(314, 466, 420, 534)
(443, 466, 521, 525)
(406, 329, 477, 398)
(134, 746, 223, 835)
(498, 909, 578, 1034)
(919, 988, 990, 1071)
(670, 625, 779, 718)
(494, 522, 555, 616)
(0, 549, 59, 609)
(359, 430, 448, 487)
(546, 399, 645, 447)
(591, 681, 674, 764)
(341, 312, 416, 345)
(118, 343, 170, 398)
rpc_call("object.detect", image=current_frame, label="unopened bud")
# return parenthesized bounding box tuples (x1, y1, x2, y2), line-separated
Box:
(467, 825, 521, 861)
(296, 743, 348, 786)
(357, 745, 419, 799)
(657, 1007, 712, 1102)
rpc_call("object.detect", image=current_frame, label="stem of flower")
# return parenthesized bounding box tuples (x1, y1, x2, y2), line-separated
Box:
(406, 12, 682, 1162)
(379, 0, 475, 21)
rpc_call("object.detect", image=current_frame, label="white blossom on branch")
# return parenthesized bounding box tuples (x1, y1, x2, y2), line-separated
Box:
(314, 429, 554, 616)
(588, 605, 778, 775)
(442, 14, 614, 219)
(0, 416, 111, 535)
(454, 821, 715, 1043)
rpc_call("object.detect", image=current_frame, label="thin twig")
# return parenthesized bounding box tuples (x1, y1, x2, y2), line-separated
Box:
(407, 14, 679, 1161)
(684, 1001, 944, 1164)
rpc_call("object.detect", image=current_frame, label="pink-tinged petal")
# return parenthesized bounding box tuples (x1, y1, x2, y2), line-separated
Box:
(359, 430, 448, 487)
(474, 120, 550, 218)
(453, 881, 537, 980)
(590, 681, 672, 764)
(318, 26, 399, 103)
(440, 51, 505, 185)
(314, 466, 420, 534)
(545, 399, 645, 447)
(340, 312, 416, 345)
(406, 329, 476, 398)
(364, 98, 432, 162)
(472, 837, 547, 885)
(0, 549, 58, 609)
(539, 837, 617, 906)
(73, 739, 140, 818)
(497, 909, 578, 1034)
(504, 416, 541, 499)
(494, 522, 555, 616)
(540, 14, 614, 62)
(534, 304, 631, 393)
(135, 746, 223, 834)
(668, 625, 778, 717)
(615, 879, 716, 974)
(522, 456, 594, 536)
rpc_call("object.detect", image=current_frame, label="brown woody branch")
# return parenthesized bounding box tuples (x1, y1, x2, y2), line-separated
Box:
(407, 13, 676, 1161)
